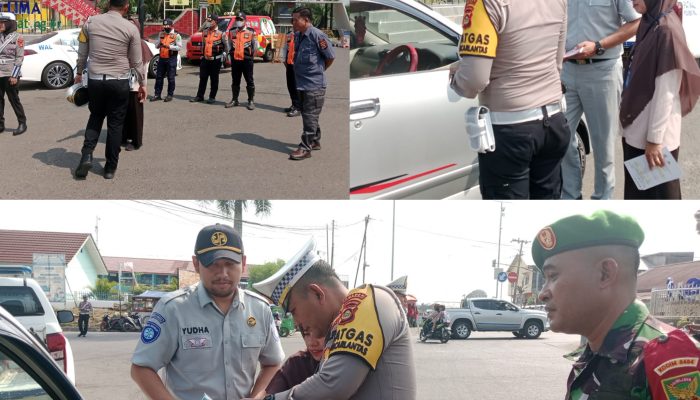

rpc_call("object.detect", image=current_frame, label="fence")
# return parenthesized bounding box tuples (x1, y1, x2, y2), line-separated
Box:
(649, 284, 700, 317)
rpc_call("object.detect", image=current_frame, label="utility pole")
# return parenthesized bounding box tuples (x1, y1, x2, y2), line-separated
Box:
(331, 220, 335, 268)
(354, 215, 370, 288)
(94, 216, 100, 249)
(390, 201, 396, 281)
(496, 202, 505, 299)
(326, 223, 329, 261)
(511, 238, 531, 305)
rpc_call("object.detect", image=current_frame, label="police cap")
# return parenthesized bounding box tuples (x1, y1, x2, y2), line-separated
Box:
(163, 18, 173, 26)
(236, 12, 247, 20)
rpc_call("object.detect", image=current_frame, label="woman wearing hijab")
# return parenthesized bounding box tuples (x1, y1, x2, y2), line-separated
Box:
(121, 12, 150, 151)
(620, 0, 700, 199)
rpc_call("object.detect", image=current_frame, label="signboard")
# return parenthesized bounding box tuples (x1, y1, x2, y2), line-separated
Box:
(493, 267, 503, 279)
(207, 0, 221, 4)
(497, 271, 507, 283)
(169, 0, 190, 5)
(198, 0, 208, 8)
(507, 272, 518, 283)
(32, 253, 66, 302)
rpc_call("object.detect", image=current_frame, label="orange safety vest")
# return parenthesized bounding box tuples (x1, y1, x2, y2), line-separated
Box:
(159, 33, 176, 59)
(203, 30, 224, 58)
(231, 29, 254, 61)
(286, 33, 295, 65)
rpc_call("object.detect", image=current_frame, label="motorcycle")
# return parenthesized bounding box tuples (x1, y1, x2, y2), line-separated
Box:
(419, 320, 451, 343)
(684, 323, 700, 342)
(128, 312, 143, 331)
(100, 314, 139, 332)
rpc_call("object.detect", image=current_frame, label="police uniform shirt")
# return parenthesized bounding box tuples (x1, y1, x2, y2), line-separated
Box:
(292, 26, 335, 91)
(451, 0, 566, 112)
(76, 10, 145, 86)
(131, 284, 285, 400)
(0, 31, 23, 78)
(566, 0, 640, 60)
(274, 285, 417, 400)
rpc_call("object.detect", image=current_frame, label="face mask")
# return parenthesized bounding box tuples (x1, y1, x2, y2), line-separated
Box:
(163, 27, 172, 32)
(235, 21, 244, 28)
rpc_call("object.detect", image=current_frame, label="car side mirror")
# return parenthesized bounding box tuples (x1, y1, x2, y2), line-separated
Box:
(57, 310, 74, 323)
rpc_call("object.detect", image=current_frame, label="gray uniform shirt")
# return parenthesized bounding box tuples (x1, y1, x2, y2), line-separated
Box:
(275, 285, 417, 400)
(131, 284, 285, 400)
(293, 26, 335, 91)
(77, 10, 145, 86)
(0, 32, 23, 78)
(566, 0, 640, 60)
(451, 0, 566, 111)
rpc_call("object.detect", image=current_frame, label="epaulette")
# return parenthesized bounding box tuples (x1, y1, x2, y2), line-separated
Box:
(160, 285, 194, 304)
(244, 289, 272, 305)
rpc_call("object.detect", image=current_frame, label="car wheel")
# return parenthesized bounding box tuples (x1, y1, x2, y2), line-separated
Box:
(149, 56, 158, 79)
(452, 321, 471, 339)
(524, 321, 542, 339)
(576, 132, 586, 179)
(263, 45, 274, 62)
(41, 61, 73, 89)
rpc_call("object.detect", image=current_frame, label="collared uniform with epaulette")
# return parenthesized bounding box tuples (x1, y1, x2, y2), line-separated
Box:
(194, 27, 225, 101)
(131, 284, 285, 400)
(0, 12, 27, 133)
(566, 300, 700, 400)
(153, 29, 182, 99)
(224, 26, 258, 108)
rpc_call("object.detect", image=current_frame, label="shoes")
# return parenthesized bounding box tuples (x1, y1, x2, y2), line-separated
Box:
(206, 98, 216, 104)
(225, 99, 239, 108)
(246, 101, 255, 110)
(150, 96, 162, 102)
(311, 140, 321, 151)
(13, 122, 26, 136)
(125, 143, 136, 151)
(189, 97, 203, 102)
(74, 153, 93, 179)
(164, 95, 173, 102)
(284, 105, 294, 113)
(287, 108, 300, 117)
(103, 167, 116, 180)
(0, 123, 4, 133)
(289, 147, 312, 160)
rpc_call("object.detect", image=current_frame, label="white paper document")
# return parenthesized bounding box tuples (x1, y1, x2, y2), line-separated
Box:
(623, 147, 682, 191)
(563, 47, 584, 59)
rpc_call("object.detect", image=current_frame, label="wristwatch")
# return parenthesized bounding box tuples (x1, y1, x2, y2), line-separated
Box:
(594, 41, 606, 56)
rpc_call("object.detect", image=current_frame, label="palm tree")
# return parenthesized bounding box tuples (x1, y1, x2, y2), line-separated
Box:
(207, 200, 272, 237)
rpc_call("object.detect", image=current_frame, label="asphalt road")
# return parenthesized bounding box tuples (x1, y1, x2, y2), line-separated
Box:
(70, 329, 580, 399)
(581, 105, 700, 199)
(0, 51, 349, 199)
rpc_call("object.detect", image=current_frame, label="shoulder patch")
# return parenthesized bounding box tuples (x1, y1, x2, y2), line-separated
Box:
(141, 322, 161, 344)
(459, 0, 498, 58)
(319, 38, 328, 50)
(644, 329, 700, 400)
(17, 37, 24, 47)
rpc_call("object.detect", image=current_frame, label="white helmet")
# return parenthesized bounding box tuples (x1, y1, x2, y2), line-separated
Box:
(0, 12, 16, 21)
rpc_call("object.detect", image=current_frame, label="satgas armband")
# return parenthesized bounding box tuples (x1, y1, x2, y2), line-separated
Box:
(326, 285, 384, 369)
(459, 0, 498, 58)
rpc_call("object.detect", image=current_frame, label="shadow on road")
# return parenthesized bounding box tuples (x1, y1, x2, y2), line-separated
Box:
(217, 132, 296, 154)
(57, 130, 107, 145)
(33, 147, 106, 180)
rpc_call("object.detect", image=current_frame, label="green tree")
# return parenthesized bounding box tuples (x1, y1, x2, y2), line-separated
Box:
(92, 278, 117, 294)
(205, 200, 272, 237)
(248, 259, 285, 289)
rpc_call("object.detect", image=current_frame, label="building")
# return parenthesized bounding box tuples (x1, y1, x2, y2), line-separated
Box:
(507, 254, 544, 306)
(636, 259, 700, 301)
(0, 229, 107, 306)
(641, 252, 694, 269)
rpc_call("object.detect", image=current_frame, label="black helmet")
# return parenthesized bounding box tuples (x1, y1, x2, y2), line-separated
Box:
(163, 18, 173, 26)
(235, 12, 246, 20)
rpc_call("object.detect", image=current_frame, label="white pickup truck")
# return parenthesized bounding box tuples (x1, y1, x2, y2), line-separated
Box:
(446, 298, 549, 340)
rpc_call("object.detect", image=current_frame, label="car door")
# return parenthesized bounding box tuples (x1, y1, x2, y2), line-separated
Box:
(470, 300, 499, 330)
(496, 301, 523, 330)
(349, 0, 480, 199)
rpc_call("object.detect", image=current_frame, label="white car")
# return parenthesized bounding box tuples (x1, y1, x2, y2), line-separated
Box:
(0, 277, 76, 384)
(22, 28, 181, 90)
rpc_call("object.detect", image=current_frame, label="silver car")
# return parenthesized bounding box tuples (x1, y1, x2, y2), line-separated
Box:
(349, 0, 589, 199)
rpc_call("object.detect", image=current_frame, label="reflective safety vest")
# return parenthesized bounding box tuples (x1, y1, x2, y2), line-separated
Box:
(159, 32, 176, 59)
(230, 28, 254, 61)
(286, 33, 295, 65)
(203, 30, 224, 58)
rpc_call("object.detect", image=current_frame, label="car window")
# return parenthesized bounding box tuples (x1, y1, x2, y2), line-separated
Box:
(0, 347, 51, 399)
(349, 2, 458, 79)
(0, 288, 45, 317)
(60, 33, 80, 48)
(27, 32, 58, 46)
(472, 300, 492, 310)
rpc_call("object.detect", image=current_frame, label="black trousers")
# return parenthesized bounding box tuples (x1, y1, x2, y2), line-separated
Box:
(0, 76, 27, 125)
(196, 59, 221, 99)
(121, 91, 144, 149)
(299, 89, 325, 148)
(154, 56, 177, 97)
(81, 79, 130, 170)
(623, 138, 681, 199)
(478, 111, 569, 199)
(230, 58, 254, 90)
(78, 314, 90, 335)
(285, 63, 301, 109)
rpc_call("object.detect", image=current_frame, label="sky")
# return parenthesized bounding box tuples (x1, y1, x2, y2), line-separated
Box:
(1, 200, 699, 304)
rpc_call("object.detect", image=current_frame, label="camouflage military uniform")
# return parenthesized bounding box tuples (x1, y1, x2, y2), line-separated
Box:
(566, 300, 700, 400)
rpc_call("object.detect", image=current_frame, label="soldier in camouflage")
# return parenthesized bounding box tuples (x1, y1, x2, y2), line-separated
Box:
(0, 12, 27, 136)
(532, 210, 700, 399)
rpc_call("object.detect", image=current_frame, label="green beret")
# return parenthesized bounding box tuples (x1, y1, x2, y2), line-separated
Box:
(531, 210, 644, 270)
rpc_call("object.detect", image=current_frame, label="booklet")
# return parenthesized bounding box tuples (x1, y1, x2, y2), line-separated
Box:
(563, 47, 584, 59)
(623, 147, 682, 191)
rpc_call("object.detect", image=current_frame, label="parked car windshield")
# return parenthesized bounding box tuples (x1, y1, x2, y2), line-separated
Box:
(0, 287, 45, 317)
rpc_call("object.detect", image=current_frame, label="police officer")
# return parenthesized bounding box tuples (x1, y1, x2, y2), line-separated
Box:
(0, 12, 26, 136)
(532, 210, 700, 399)
(225, 12, 257, 110)
(151, 18, 181, 102)
(190, 14, 224, 104)
(280, 29, 301, 117)
(288, 7, 335, 161)
(251, 238, 417, 400)
(131, 224, 284, 400)
(74, 0, 146, 180)
(450, 0, 569, 199)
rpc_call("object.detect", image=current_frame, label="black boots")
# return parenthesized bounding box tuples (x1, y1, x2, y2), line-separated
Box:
(246, 87, 255, 110)
(226, 86, 241, 108)
(74, 153, 93, 179)
(13, 122, 26, 136)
